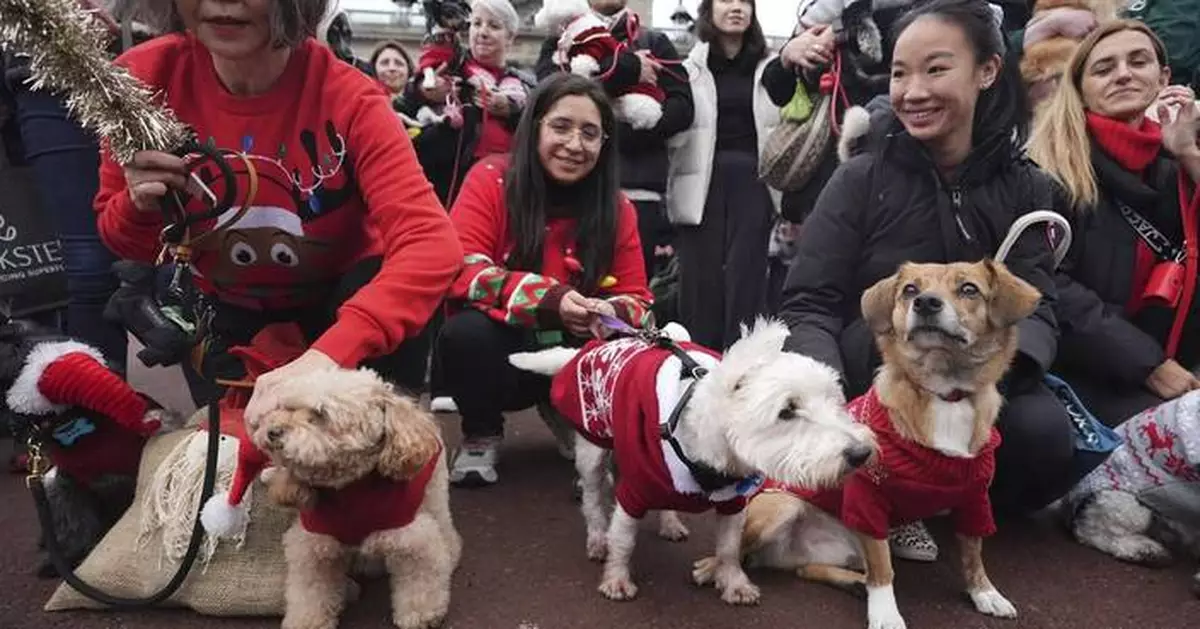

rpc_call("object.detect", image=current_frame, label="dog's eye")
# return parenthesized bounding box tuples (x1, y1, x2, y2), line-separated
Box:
(779, 404, 799, 421)
(901, 283, 919, 298)
(959, 282, 981, 297)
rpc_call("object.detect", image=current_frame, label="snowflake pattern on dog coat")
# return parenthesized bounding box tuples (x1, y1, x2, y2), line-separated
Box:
(549, 337, 758, 519)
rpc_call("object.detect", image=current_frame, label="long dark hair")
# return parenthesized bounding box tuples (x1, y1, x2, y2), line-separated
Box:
(892, 0, 1030, 143)
(695, 0, 767, 61)
(505, 74, 620, 292)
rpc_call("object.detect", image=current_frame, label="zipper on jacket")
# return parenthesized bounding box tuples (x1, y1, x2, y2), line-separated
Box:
(948, 187, 975, 243)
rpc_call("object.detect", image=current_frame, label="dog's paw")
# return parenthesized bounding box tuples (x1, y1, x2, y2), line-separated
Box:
(586, 534, 608, 561)
(718, 578, 761, 606)
(657, 512, 690, 542)
(867, 613, 907, 629)
(969, 588, 1017, 619)
(393, 607, 448, 629)
(1115, 536, 1173, 567)
(691, 556, 719, 586)
(599, 574, 639, 601)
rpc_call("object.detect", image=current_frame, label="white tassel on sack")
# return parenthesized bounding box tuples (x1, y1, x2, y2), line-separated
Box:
(137, 430, 245, 571)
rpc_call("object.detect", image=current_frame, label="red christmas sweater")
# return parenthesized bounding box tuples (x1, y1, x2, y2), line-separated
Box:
(447, 155, 652, 331)
(94, 34, 462, 367)
(765, 388, 1001, 540)
(550, 337, 759, 518)
(299, 447, 441, 546)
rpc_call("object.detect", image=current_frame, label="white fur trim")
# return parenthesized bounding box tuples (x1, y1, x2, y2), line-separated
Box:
(5, 341, 105, 416)
(569, 54, 601, 77)
(615, 93, 664, 130)
(655, 351, 722, 496)
(661, 322, 691, 342)
(200, 492, 250, 538)
(837, 106, 871, 163)
(214, 206, 304, 235)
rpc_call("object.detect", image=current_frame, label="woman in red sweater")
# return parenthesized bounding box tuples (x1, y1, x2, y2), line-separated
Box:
(94, 1, 462, 411)
(441, 73, 653, 486)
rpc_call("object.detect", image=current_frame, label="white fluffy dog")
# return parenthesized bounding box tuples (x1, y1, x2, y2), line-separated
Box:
(509, 319, 875, 603)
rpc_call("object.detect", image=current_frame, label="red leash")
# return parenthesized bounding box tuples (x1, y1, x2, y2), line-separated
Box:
(821, 49, 852, 137)
(1166, 170, 1199, 358)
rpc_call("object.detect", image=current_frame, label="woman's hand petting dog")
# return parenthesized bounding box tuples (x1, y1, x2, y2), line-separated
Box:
(123, 150, 189, 213)
(245, 349, 339, 430)
(1145, 359, 1200, 400)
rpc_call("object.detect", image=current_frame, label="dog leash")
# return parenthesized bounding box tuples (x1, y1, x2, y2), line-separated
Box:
(595, 315, 753, 493)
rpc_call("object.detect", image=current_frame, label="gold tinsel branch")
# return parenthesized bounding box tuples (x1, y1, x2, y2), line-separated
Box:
(0, 0, 190, 164)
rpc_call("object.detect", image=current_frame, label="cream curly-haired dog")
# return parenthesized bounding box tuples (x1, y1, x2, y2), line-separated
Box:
(250, 367, 460, 629)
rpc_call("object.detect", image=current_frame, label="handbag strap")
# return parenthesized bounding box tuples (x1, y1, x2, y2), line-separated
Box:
(1116, 200, 1186, 263)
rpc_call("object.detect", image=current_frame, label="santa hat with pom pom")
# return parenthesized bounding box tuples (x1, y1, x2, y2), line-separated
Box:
(5, 341, 158, 435)
(200, 429, 271, 538)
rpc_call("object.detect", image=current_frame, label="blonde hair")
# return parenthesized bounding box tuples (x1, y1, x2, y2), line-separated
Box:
(1025, 20, 1168, 212)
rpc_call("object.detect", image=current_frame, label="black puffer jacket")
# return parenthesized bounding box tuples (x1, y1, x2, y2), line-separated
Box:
(1053, 149, 1198, 384)
(778, 109, 1060, 397)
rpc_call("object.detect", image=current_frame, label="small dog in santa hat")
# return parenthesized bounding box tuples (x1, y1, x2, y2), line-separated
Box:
(0, 317, 175, 577)
(201, 366, 460, 629)
(535, 0, 665, 130)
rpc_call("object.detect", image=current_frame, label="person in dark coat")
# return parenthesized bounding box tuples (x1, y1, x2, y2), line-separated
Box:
(535, 0, 695, 280)
(779, 0, 1081, 528)
(1027, 20, 1200, 426)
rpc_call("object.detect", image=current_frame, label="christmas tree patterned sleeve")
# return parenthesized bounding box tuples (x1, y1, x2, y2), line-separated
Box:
(311, 85, 463, 367)
(447, 159, 565, 329)
(602, 197, 654, 328)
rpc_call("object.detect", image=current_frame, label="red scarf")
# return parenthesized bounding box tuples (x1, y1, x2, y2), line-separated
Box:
(1086, 111, 1163, 174)
(1086, 112, 1167, 313)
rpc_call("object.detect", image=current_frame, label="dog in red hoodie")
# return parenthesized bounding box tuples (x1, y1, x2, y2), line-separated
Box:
(509, 319, 873, 604)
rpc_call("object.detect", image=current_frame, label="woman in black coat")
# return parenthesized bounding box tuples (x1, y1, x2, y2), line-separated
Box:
(780, 0, 1080, 531)
(1027, 20, 1200, 426)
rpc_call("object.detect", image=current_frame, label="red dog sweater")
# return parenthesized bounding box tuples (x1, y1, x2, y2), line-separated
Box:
(766, 388, 1000, 539)
(299, 448, 442, 546)
(550, 337, 760, 518)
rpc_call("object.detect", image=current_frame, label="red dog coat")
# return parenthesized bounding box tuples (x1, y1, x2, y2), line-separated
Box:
(766, 388, 1000, 540)
(550, 337, 759, 518)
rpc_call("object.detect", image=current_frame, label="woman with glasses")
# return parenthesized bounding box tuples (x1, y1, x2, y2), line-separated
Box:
(438, 73, 653, 487)
(666, 0, 796, 351)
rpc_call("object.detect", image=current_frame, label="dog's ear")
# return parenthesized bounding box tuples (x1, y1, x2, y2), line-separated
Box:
(861, 274, 900, 335)
(376, 391, 443, 481)
(985, 259, 1042, 328)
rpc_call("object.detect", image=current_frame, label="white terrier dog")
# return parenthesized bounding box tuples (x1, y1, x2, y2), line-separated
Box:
(509, 319, 875, 603)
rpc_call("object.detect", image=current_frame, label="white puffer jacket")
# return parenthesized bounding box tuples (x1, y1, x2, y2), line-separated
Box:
(665, 42, 782, 227)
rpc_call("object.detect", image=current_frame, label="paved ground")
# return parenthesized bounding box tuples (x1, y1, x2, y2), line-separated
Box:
(0, 344, 1197, 628)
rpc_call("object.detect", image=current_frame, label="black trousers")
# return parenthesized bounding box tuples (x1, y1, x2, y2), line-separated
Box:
(181, 257, 431, 407)
(676, 150, 774, 351)
(438, 309, 552, 439)
(632, 198, 675, 280)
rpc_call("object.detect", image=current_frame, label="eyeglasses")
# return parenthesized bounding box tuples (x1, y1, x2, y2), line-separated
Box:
(540, 117, 607, 149)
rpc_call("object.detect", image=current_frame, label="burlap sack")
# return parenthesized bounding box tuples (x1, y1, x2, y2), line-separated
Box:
(44, 418, 294, 615)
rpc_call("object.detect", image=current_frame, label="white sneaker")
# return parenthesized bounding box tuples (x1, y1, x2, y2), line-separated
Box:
(889, 521, 939, 562)
(430, 396, 458, 413)
(449, 437, 500, 487)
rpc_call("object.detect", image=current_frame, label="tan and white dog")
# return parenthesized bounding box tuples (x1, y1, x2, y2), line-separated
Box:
(712, 260, 1041, 629)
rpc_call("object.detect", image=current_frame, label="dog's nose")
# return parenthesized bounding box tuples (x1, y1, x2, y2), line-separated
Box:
(842, 444, 873, 468)
(913, 293, 944, 316)
(267, 427, 285, 444)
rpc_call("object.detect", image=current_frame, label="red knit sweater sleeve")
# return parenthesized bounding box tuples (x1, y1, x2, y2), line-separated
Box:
(840, 473, 891, 539)
(311, 92, 462, 366)
(602, 196, 653, 328)
(447, 158, 564, 328)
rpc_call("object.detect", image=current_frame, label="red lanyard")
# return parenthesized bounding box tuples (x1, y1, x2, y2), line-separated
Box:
(1165, 170, 1199, 358)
